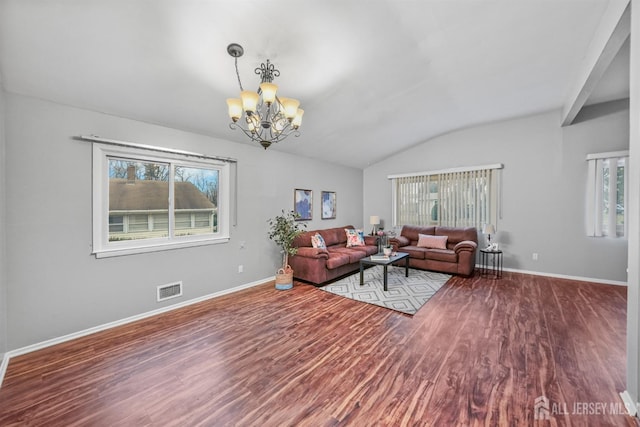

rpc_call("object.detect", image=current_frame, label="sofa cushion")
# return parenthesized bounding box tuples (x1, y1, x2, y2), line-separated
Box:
(345, 228, 365, 247)
(311, 233, 327, 249)
(435, 226, 478, 249)
(349, 245, 379, 256)
(320, 227, 348, 246)
(325, 252, 352, 269)
(398, 246, 427, 260)
(293, 230, 314, 248)
(329, 247, 366, 263)
(417, 234, 448, 249)
(401, 225, 435, 244)
(424, 249, 458, 263)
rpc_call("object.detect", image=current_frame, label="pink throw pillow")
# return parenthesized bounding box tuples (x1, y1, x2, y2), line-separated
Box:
(417, 234, 448, 249)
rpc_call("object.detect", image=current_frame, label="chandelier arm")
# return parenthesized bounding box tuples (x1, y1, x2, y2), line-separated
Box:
(229, 122, 263, 144)
(229, 120, 299, 146)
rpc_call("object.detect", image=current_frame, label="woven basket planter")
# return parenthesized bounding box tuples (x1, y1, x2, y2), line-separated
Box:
(275, 265, 294, 290)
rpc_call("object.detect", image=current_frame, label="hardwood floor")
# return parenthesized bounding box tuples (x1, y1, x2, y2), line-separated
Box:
(0, 271, 637, 426)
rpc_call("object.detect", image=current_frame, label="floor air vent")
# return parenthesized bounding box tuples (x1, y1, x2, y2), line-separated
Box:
(157, 281, 183, 302)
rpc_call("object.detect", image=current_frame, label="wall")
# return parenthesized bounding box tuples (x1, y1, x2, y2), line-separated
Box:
(364, 107, 629, 283)
(4, 93, 363, 350)
(626, 0, 640, 407)
(0, 86, 7, 359)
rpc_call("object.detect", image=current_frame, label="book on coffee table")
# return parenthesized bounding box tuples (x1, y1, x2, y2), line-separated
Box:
(370, 255, 390, 261)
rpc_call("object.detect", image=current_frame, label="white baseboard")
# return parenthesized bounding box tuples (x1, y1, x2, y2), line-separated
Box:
(0, 276, 273, 388)
(619, 390, 638, 417)
(503, 267, 627, 286)
(475, 263, 627, 286)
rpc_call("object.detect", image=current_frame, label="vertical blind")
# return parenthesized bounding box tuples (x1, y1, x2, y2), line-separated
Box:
(586, 151, 628, 238)
(390, 164, 502, 229)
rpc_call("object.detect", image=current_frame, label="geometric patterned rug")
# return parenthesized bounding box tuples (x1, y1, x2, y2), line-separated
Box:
(318, 267, 452, 315)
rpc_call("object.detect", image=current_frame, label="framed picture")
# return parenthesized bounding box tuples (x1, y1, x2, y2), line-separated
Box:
(294, 189, 313, 220)
(321, 191, 336, 219)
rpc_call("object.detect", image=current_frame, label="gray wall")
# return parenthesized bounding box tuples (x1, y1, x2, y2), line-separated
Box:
(0, 83, 7, 358)
(364, 107, 629, 283)
(4, 93, 363, 350)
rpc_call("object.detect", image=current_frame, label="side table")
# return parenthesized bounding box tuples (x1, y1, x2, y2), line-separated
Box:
(480, 248, 503, 279)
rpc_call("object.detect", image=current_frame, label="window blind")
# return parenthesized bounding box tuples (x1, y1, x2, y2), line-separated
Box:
(390, 164, 502, 229)
(586, 151, 628, 238)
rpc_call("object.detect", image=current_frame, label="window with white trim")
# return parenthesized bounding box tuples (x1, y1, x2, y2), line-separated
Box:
(390, 164, 502, 229)
(93, 143, 231, 257)
(586, 150, 628, 238)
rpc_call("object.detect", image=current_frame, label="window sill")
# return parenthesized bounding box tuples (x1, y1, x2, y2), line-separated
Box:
(93, 237, 230, 258)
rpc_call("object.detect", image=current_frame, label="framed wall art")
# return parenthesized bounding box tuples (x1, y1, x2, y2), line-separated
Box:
(294, 189, 313, 220)
(321, 191, 336, 219)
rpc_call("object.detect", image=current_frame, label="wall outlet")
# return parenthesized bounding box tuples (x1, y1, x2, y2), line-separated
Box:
(238, 264, 243, 273)
(532, 253, 539, 261)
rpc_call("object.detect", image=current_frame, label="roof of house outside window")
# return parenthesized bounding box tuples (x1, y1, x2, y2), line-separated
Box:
(109, 179, 216, 211)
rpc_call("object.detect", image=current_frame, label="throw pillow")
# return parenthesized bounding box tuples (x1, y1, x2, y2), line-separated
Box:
(345, 228, 365, 247)
(417, 234, 448, 249)
(311, 233, 327, 249)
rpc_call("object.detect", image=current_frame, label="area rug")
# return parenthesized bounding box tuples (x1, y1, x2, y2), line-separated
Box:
(319, 267, 451, 315)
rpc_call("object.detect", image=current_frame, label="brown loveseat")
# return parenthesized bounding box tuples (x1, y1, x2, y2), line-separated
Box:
(389, 225, 478, 276)
(288, 226, 379, 285)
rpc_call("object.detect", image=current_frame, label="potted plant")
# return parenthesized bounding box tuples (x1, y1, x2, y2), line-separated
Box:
(267, 210, 307, 290)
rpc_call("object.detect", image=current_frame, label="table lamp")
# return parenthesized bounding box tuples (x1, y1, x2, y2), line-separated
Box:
(370, 216, 380, 235)
(483, 223, 496, 248)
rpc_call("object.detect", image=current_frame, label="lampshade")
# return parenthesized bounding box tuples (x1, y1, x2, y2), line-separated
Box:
(281, 98, 300, 120)
(259, 82, 278, 104)
(483, 224, 496, 235)
(370, 216, 380, 225)
(292, 109, 304, 128)
(226, 98, 243, 121)
(240, 90, 260, 113)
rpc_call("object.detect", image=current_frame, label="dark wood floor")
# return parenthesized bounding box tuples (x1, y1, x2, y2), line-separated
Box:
(0, 271, 636, 426)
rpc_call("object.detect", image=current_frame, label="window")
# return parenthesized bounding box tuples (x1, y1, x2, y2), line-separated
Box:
(390, 164, 502, 229)
(586, 151, 628, 238)
(93, 143, 231, 257)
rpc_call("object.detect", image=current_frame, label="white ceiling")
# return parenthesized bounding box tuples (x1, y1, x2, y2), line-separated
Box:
(0, 0, 630, 169)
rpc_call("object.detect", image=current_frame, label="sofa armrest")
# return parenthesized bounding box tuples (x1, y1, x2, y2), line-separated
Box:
(390, 235, 410, 248)
(294, 247, 329, 259)
(454, 240, 478, 254)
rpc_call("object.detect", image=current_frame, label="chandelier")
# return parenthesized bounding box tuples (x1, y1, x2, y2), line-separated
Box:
(225, 43, 304, 149)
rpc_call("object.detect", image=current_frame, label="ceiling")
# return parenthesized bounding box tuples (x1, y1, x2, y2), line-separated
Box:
(0, 0, 630, 169)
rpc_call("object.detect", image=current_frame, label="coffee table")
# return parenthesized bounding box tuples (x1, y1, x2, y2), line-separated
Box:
(359, 252, 410, 291)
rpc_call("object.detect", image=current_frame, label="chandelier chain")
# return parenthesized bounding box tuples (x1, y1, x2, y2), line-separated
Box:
(234, 57, 244, 91)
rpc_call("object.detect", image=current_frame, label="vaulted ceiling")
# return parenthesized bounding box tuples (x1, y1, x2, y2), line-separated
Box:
(0, 0, 630, 168)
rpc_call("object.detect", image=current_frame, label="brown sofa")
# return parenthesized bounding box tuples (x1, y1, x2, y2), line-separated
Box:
(389, 225, 478, 276)
(288, 226, 379, 285)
